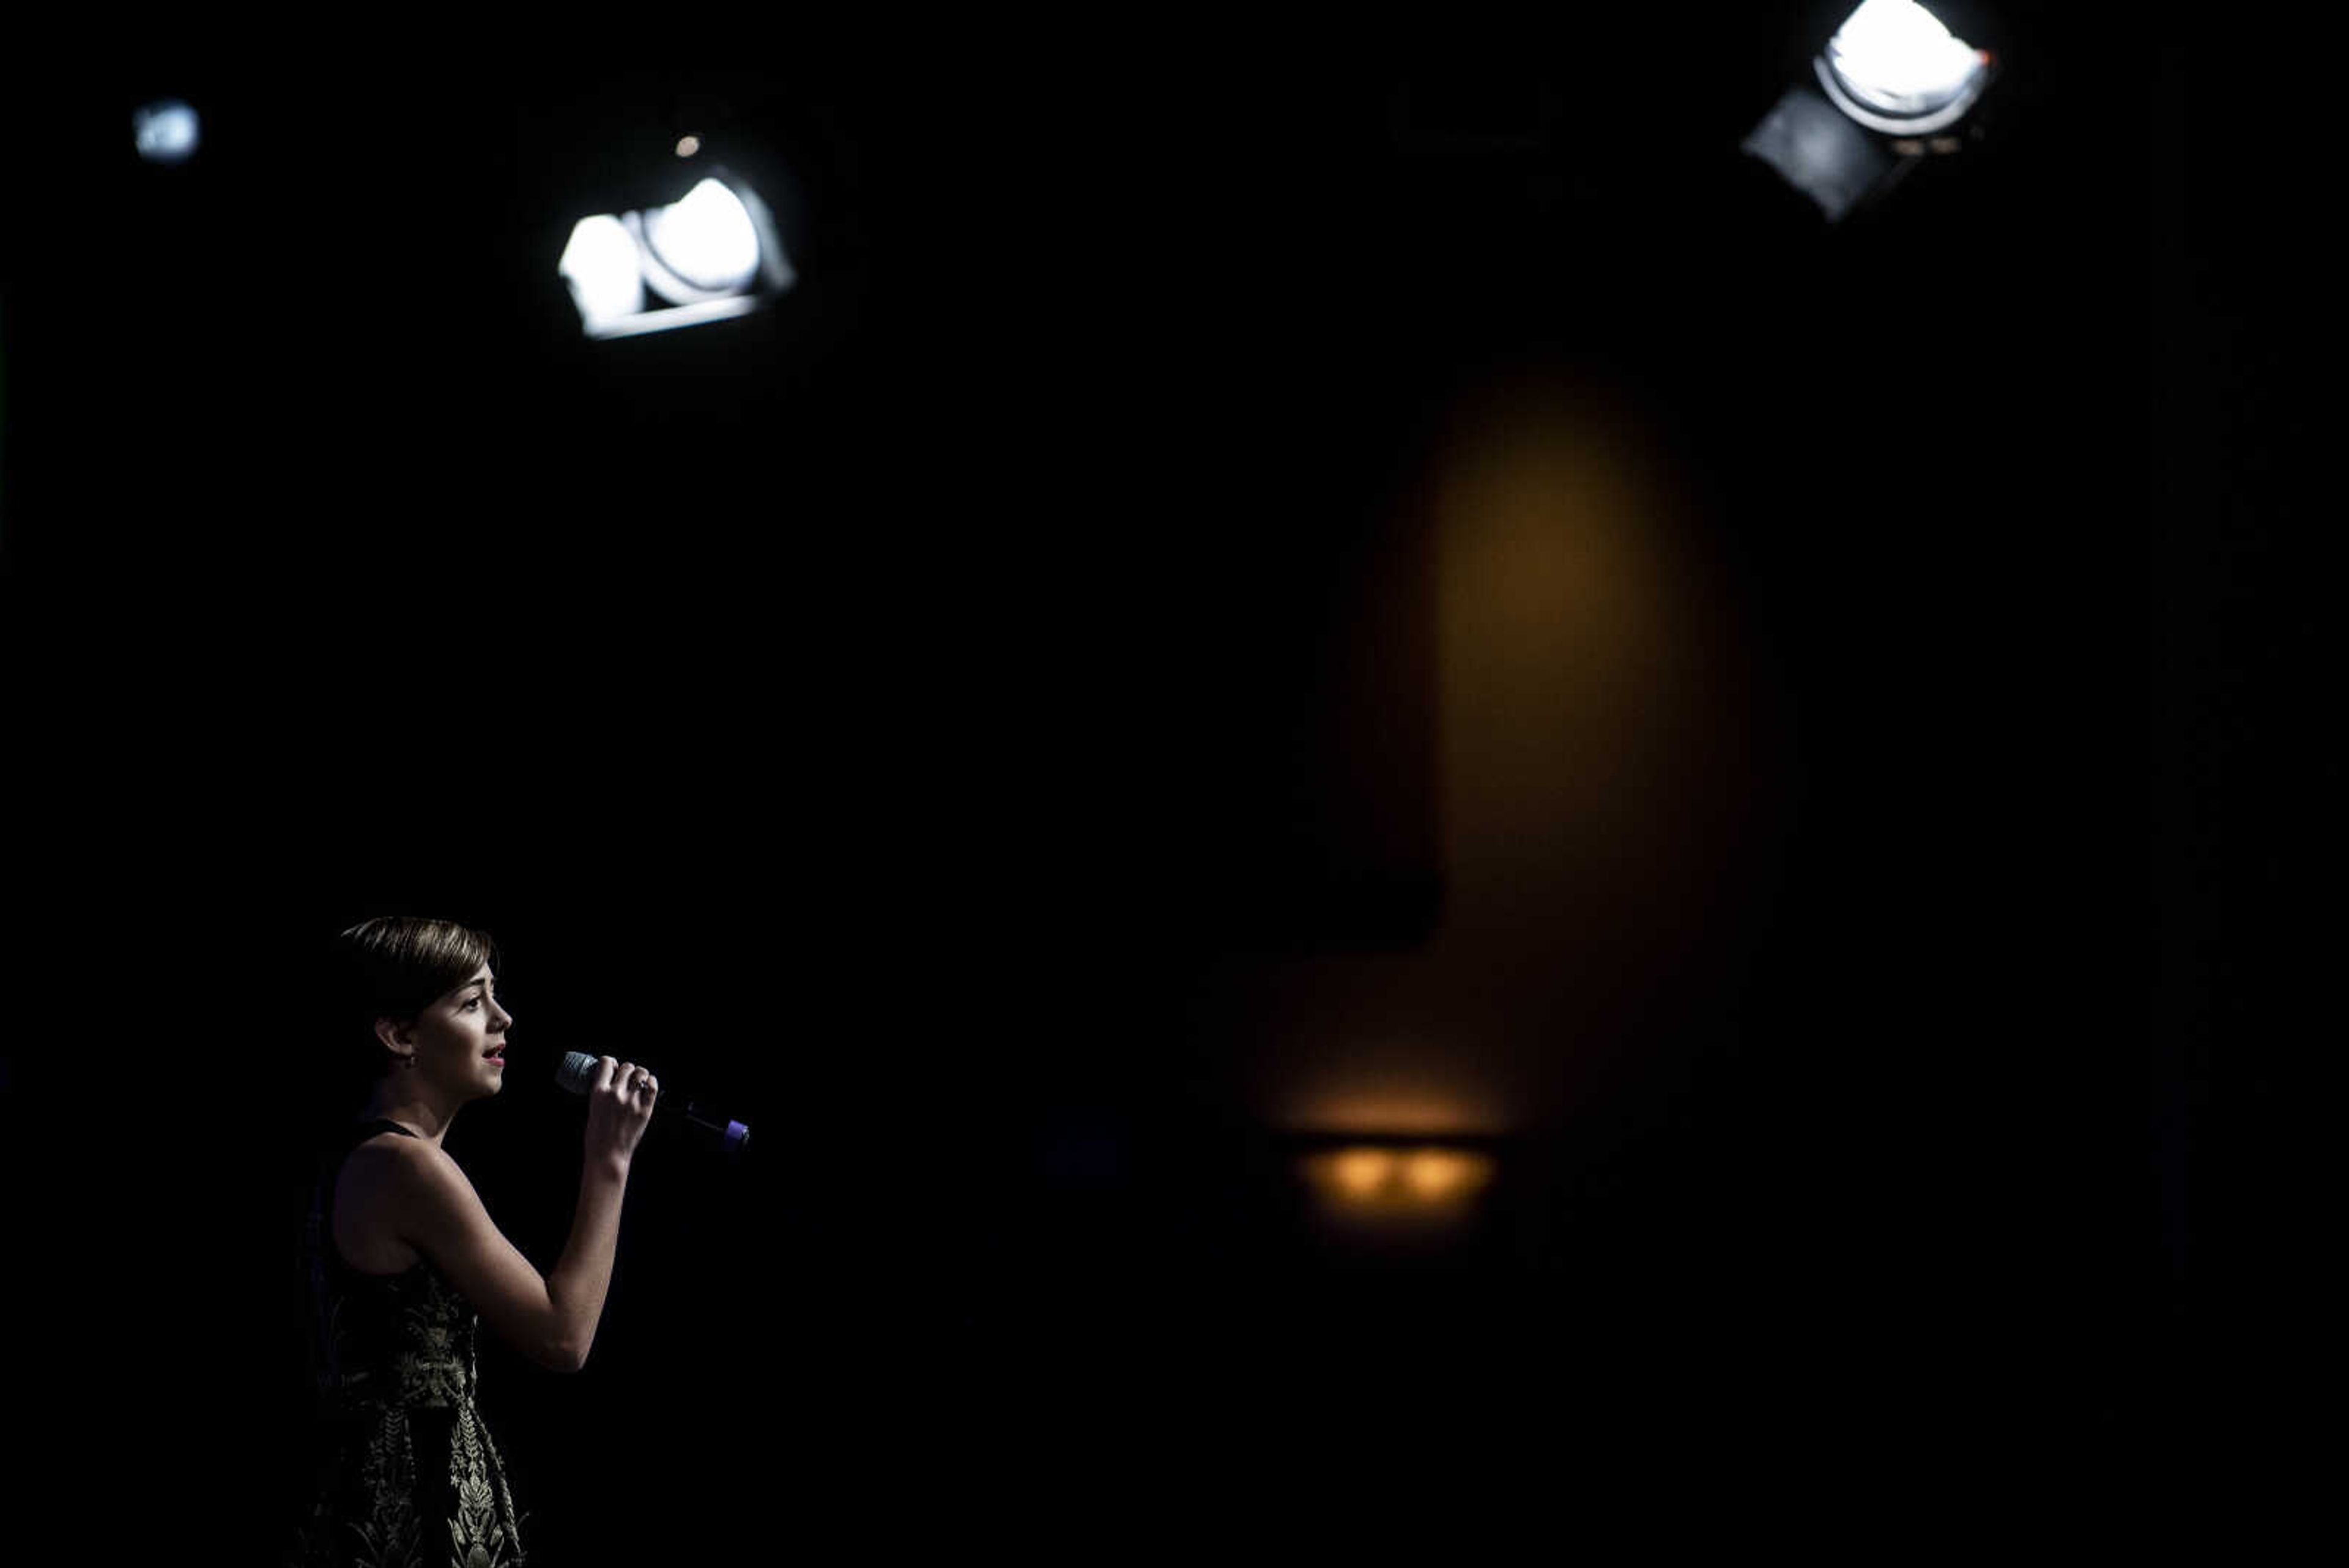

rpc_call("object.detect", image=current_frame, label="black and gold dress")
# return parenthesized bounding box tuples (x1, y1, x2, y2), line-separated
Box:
(288, 1118, 531, 1568)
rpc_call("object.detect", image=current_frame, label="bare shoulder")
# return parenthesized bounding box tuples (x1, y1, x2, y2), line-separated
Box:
(352, 1132, 470, 1197)
(343, 1129, 437, 1183)
(333, 1133, 434, 1273)
(343, 1133, 481, 1222)
(363, 1135, 492, 1229)
(336, 1131, 417, 1204)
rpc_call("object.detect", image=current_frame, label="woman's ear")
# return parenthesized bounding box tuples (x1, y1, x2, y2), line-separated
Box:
(373, 1015, 415, 1063)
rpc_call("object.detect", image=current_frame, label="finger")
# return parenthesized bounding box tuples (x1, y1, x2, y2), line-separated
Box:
(598, 1055, 619, 1087)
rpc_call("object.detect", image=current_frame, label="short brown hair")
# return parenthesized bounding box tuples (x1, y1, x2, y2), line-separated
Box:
(332, 915, 501, 1077)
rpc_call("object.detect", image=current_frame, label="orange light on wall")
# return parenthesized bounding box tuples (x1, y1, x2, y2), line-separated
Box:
(1238, 359, 1767, 1144)
(1299, 1143, 1498, 1221)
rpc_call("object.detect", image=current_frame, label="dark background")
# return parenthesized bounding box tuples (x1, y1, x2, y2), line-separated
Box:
(2, 6, 2323, 1550)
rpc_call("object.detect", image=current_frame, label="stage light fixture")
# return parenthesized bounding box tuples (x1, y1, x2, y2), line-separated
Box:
(133, 100, 200, 165)
(1817, 0, 1994, 135)
(1741, 0, 1997, 222)
(557, 166, 796, 341)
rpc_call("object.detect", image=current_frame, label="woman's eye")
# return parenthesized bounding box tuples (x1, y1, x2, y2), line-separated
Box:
(462, 998, 482, 1010)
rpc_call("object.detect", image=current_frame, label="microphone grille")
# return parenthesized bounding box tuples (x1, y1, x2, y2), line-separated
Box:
(555, 1051, 601, 1095)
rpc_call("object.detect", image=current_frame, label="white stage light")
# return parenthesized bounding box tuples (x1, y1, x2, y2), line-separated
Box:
(556, 167, 796, 340)
(133, 100, 201, 165)
(1817, 0, 1991, 135)
(557, 215, 648, 334)
(1744, 0, 1997, 221)
(640, 178, 762, 299)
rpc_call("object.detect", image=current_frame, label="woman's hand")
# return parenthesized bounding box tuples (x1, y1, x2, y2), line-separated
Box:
(584, 1055, 658, 1171)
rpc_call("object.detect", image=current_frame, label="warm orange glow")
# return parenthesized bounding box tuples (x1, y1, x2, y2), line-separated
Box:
(1247, 360, 1759, 1139)
(1289, 1081, 1499, 1137)
(1431, 373, 1697, 890)
(1328, 1147, 1398, 1198)
(1398, 1146, 1488, 1200)
(1301, 1145, 1497, 1216)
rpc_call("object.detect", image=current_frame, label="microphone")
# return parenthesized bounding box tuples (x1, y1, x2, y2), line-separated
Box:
(555, 1050, 751, 1158)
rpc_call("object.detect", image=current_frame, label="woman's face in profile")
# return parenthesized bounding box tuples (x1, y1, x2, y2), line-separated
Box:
(404, 964, 514, 1094)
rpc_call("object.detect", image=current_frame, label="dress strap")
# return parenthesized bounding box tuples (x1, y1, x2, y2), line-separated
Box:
(336, 1118, 419, 1149)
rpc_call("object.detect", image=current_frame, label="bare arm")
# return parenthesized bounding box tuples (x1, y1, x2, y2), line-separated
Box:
(546, 1154, 629, 1371)
(388, 1142, 629, 1373)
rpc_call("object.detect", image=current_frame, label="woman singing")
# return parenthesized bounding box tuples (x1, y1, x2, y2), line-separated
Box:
(287, 916, 655, 1567)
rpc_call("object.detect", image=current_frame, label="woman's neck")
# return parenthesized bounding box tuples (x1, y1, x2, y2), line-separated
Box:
(360, 1085, 456, 1150)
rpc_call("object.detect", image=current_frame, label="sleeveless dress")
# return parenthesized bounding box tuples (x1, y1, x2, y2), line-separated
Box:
(286, 1118, 532, 1568)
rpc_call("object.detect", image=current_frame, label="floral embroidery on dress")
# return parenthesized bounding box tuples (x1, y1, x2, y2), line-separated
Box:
(448, 1400, 527, 1568)
(353, 1409, 425, 1568)
(289, 1123, 530, 1568)
(392, 1276, 475, 1409)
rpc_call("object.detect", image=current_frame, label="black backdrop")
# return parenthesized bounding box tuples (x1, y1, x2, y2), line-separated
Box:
(3, 7, 2320, 1551)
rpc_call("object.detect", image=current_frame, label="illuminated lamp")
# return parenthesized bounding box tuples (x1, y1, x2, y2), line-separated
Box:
(557, 165, 796, 341)
(1742, 0, 1998, 222)
(1288, 1131, 1505, 1260)
(132, 99, 201, 166)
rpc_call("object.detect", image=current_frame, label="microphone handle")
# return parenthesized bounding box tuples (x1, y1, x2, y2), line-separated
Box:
(662, 1094, 752, 1157)
(556, 1052, 749, 1157)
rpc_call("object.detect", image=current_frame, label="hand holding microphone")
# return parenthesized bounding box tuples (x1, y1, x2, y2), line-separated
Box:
(556, 1050, 751, 1161)
(577, 1055, 658, 1170)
